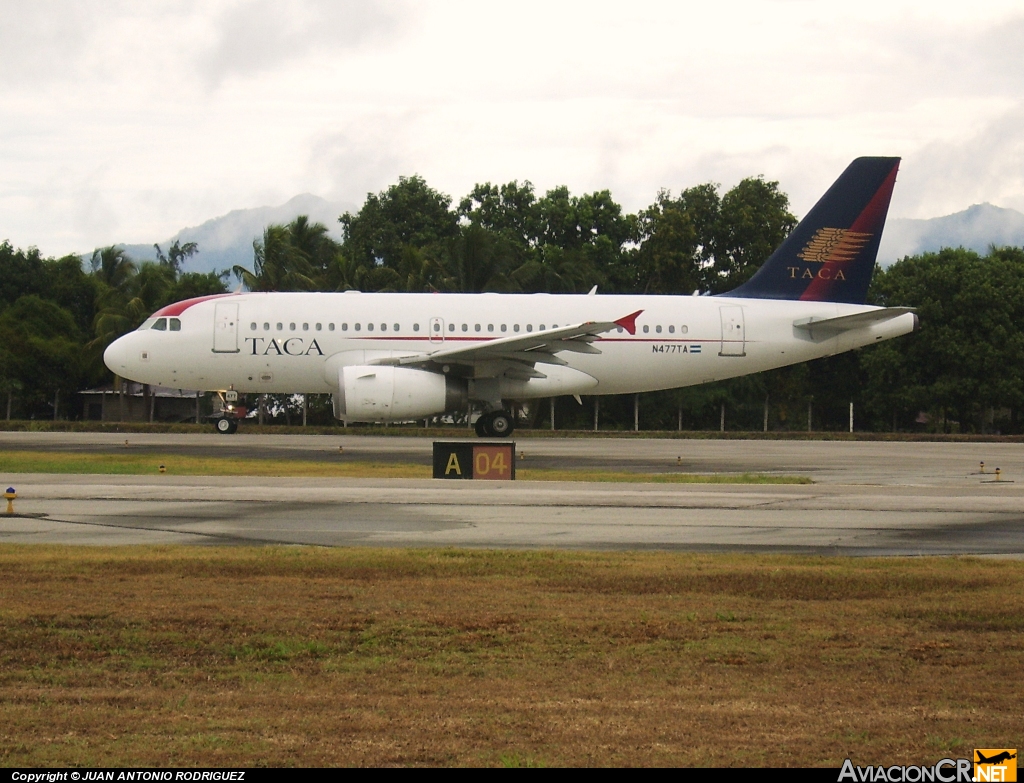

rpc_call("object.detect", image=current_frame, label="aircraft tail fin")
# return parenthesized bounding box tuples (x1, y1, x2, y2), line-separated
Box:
(727, 157, 900, 304)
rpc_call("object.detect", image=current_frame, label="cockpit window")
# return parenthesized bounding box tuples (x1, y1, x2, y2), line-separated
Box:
(152, 318, 168, 331)
(169, 318, 181, 331)
(137, 318, 156, 331)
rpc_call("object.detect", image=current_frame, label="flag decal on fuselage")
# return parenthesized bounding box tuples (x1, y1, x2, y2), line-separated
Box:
(797, 228, 872, 263)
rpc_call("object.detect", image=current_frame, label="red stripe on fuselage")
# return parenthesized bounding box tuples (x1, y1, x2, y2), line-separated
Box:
(151, 293, 235, 317)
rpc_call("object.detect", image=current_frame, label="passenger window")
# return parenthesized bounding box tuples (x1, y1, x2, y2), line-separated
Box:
(539, 324, 545, 331)
(250, 322, 257, 331)
(263, 323, 270, 331)
(394, 323, 400, 331)
(501, 324, 507, 332)
(355, 323, 361, 331)
(656, 325, 662, 333)
(302, 323, 309, 331)
(487, 324, 494, 332)
(449, 323, 455, 332)
(514, 324, 520, 332)
(526, 324, 533, 332)
(289, 323, 296, 331)
(367, 323, 373, 332)
(643, 325, 650, 333)
(669, 325, 675, 334)
(341, 324, 347, 331)
(681, 325, 688, 334)
(330, 323, 336, 331)
(415, 323, 421, 332)
(461, 324, 468, 332)
(170, 318, 181, 331)
(152, 318, 167, 331)
(616, 327, 623, 333)
(276, 323, 283, 331)
(380, 323, 386, 332)
(474, 324, 481, 332)
(316, 323, 322, 331)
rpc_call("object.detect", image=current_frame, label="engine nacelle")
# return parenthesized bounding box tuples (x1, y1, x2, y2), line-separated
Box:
(332, 365, 467, 422)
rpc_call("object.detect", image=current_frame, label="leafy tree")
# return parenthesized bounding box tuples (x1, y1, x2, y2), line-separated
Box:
(867, 247, 1024, 432)
(709, 176, 796, 292)
(0, 296, 84, 417)
(431, 225, 515, 293)
(171, 271, 230, 301)
(458, 181, 541, 251)
(339, 175, 459, 271)
(633, 177, 795, 295)
(0, 242, 98, 333)
(633, 184, 719, 295)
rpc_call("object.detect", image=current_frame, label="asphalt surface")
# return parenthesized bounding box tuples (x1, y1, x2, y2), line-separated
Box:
(2, 432, 1023, 555)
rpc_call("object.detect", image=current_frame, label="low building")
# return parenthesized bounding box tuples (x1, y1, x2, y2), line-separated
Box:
(79, 383, 208, 423)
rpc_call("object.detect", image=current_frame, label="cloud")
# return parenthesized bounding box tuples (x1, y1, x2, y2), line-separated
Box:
(198, 0, 402, 85)
(896, 103, 1024, 218)
(0, 0, 123, 86)
(6, 1, 1024, 256)
(305, 112, 421, 209)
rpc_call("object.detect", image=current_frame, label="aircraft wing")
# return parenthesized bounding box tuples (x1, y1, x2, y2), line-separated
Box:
(372, 310, 643, 375)
(794, 307, 916, 333)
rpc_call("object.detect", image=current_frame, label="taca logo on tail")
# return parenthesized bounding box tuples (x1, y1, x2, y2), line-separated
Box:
(728, 157, 900, 304)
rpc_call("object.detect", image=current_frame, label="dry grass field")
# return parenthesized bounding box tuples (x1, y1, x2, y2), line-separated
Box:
(0, 546, 1020, 767)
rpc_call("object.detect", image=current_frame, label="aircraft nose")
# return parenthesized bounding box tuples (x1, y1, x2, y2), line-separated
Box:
(103, 336, 129, 375)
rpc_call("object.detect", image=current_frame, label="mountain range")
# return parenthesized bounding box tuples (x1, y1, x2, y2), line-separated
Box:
(878, 203, 1024, 265)
(99, 196, 1024, 277)
(111, 193, 349, 277)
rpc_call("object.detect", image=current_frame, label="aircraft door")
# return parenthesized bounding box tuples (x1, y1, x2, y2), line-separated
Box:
(429, 317, 445, 344)
(719, 306, 746, 356)
(213, 302, 240, 353)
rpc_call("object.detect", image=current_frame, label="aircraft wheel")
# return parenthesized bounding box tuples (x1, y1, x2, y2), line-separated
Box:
(488, 411, 514, 437)
(215, 417, 238, 434)
(473, 415, 490, 437)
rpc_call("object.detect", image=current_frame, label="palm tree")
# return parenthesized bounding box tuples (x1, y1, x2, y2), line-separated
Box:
(89, 246, 146, 351)
(90, 246, 136, 289)
(233, 224, 319, 292)
(154, 240, 198, 275)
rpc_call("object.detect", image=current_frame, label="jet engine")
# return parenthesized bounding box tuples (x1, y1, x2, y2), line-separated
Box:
(332, 365, 467, 422)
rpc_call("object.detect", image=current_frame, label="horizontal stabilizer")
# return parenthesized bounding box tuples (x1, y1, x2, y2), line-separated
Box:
(794, 307, 916, 333)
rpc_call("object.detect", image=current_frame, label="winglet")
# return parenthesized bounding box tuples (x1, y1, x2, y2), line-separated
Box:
(614, 309, 643, 335)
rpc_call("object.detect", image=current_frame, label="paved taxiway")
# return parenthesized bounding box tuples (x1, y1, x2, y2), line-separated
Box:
(1, 432, 1023, 554)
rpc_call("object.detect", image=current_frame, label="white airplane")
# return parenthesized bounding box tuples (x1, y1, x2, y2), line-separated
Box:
(104, 157, 916, 436)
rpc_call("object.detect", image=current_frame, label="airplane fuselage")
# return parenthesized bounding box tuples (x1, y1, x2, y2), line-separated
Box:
(104, 291, 916, 404)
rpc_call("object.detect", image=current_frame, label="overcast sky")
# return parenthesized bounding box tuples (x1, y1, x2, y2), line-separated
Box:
(2, 0, 1023, 257)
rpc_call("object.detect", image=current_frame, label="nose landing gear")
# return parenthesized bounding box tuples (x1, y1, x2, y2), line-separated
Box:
(211, 390, 243, 434)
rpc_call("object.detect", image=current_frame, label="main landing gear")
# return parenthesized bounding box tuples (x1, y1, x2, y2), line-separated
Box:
(474, 410, 515, 438)
(215, 416, 238, 434)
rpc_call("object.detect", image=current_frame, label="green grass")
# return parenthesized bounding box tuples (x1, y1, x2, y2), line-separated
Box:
(0, 450, 811, 483)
